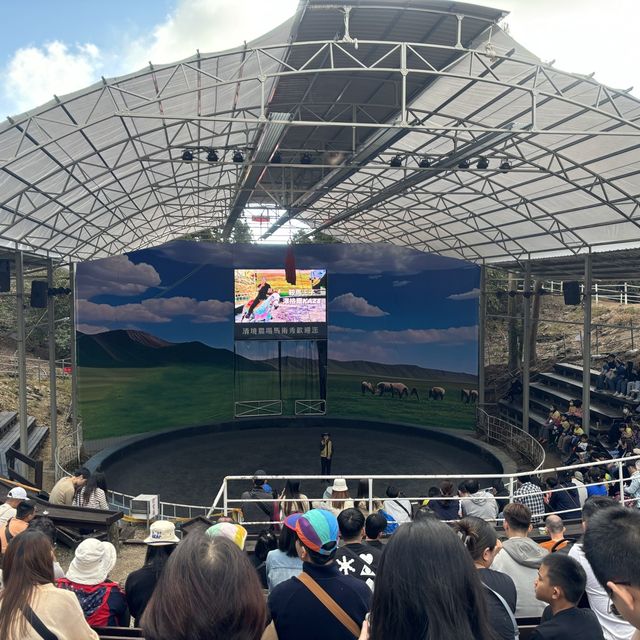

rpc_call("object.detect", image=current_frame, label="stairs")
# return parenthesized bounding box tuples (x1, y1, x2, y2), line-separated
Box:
(0, 411, 49, 475)
(498, 362, 627, 436)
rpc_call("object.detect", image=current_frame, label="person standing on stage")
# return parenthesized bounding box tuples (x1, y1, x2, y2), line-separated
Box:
(245, 275, 271, 319)
(320, 433, 333, 478)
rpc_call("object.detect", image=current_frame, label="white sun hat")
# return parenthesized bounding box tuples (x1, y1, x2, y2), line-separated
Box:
(66, 538, 117, 585)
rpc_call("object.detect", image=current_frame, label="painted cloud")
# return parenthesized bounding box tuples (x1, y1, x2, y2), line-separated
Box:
(77, 255, 161, 299)
(329, 293, 389, 317)
(447, 288, 480, 301)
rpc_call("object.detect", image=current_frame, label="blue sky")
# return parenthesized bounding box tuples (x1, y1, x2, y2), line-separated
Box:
(76, 242, 480, 374)
(1, 1, 638, 119)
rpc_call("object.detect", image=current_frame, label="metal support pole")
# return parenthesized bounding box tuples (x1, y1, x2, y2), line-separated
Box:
(478, 265, 486, 407)
(15, 251, 29, 466)
(368, 477, 373, 514)
(583, 253, 592, 436)
(618, 460, 625, 506)
(522, 262, 532, 433)
(69, 263, 79, 445)
(223, 480, 228, 516)
(47, 259, 58, 470)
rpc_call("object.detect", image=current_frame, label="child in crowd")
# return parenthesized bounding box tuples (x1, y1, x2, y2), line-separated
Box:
(533, 554, 604, 640)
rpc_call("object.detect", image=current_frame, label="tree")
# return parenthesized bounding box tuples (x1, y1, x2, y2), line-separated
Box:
(181, 218, 254, 243)
(291, 229, 341, 244)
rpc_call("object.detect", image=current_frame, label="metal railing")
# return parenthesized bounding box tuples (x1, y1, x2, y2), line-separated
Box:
(476, 408, 546, 470)
(0, 355, 71, 380)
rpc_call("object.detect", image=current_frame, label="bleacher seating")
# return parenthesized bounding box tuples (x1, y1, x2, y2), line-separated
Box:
(0, 411, 48, 475)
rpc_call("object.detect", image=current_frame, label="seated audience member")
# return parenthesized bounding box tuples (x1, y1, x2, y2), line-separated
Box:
(266, 513, 303, 591)
(321, 478, 354, 516)
(57, 538, 129, 627)
(142, 533, 266, 640)
(335, 508, 381, 590)
(268, 509, 370, 640)
(413, 505, 437, 521)
(125, 521, 179, 626)
(586, 468, 608, 497)
(568, 497, 635, 640)
(382, 485, 412, 525)
(0, 487, 27, 526)
(205, 522, 247, 550)
(73, 472, 109, 510)
(459, 479, 499, 521)
(453, 516, 518, 640)
(355, 479, 383, 516)
(584, 507, 640, 640)
(491, 503, 548, 618)
(539, 515, 568, 552)
(364, 512, 386, 550)
(251, 529, 277, 589)
(533, 554, 604, 639)
(29, 517, 65, 579)
(545, 473, 581, 520)
(625, 460, 640, 507)
(363, 519, 495, 640)
(0, 499, 36, 553)
(571, 470, 588, 506)
(279, 479, 310, 517)
(513, 475, 545, 523)
(427, 480, 461, 521)
(49, 467, 90, 506)
(240, 470, 276, 534)
(0, 530, 98, 640)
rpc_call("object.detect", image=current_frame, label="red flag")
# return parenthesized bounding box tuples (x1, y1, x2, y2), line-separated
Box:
(285, 245, 296, 285)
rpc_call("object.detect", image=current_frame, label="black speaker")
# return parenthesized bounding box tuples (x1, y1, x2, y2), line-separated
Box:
(0, 260, 9, 292)
(30, 280, 49, 308)
(563, 281, 581, 305)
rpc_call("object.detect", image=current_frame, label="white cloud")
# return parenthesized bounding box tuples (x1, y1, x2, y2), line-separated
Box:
(448, 288, 480, 301)
(392, 280, 410, 287)
(4, 41, 103, 114)
(329, 293, 389, 317)
(330, 324, 478, 344)
(77, 296, 233, 325)
(77, 255, 161, 299)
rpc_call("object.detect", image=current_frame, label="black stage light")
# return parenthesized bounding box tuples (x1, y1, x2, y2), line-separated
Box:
(271, 151, 282, 164)
(500, 159, 512, 172)
(458, 159, 470, 169)
(181, 150, 194, 162)
(390, 155, 403, 167)
(301, 152, 312, 164)
(207, 149, 219, 162)
(418, 157, 431, 168)
(476, 157, 489, 170)
(232, 150, 244, 163)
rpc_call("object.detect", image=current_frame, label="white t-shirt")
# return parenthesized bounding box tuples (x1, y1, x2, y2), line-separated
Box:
(0, 502, 16, 526)
(569, 543, 635, 640)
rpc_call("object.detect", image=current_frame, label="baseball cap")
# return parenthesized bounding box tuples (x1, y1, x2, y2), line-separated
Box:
(205, 522, 248, 550)
(7, 487, 27, 500)
(295, 509, 338, 556)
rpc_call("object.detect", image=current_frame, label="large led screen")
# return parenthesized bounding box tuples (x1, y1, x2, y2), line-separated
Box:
(233, 268, 327, 340)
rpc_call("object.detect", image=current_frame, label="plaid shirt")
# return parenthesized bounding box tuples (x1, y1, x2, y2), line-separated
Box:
(513, 482, 546, 521)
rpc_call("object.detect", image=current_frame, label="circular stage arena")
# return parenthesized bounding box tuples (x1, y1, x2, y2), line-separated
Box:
(91, 418, 507, 508)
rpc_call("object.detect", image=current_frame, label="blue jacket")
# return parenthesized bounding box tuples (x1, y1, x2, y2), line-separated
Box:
(268, 560, 371, 640)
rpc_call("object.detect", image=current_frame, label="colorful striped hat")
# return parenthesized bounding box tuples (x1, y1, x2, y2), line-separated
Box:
(205, 523, 248, 550)
(295, 509, 338, 556)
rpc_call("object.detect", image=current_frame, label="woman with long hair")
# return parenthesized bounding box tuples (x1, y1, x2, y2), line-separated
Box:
(0, 530, 98, 640)
(73, 471, 108, 510)
(279, 479, 310, 517)
(452, 516, 518, 640)
(355, 479, 383, 516)
(266, 513, 303, 591)
(321, 478, 353, 516)
(365, 519, 495, 640)
(142, 533, 266, 640)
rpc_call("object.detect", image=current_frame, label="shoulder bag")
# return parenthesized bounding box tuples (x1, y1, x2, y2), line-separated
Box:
(24, 605, 59, 640)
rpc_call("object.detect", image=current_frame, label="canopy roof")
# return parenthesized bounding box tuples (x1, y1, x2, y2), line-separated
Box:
(1, 0, 640, 266)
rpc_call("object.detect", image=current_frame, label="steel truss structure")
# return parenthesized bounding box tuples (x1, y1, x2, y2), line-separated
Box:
(1, 0, 640, 265)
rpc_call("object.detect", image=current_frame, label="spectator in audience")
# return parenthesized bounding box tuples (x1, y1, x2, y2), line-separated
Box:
(320, 432, 333, 479)
(0, 499, 36, 553)
(545, 473, 581, 520)
(568, 496, 635, 640)
(321, 478, 353, 516)
(532, 554, 604, 639)
(48, 468, 90, 506)
(459, 479, 499, 521)
(413, 505, 437, 521)
(453, 516, 518, 640)
(142, 533, 266, 640)
(364, 518, 495, 640)
(205, 522, 247, 550)
(354, 479, 383, 516)
(28, 517, 65, 580)
(428, 480, 461, 521)
(382, 485, 412, 525)
(596, 354, 616, 391)
(491, 478, 511, 513)
(364, 512, 386, 550)
(624, 460, 640, 507)
(240, 470, 276, 534)
(57, 538, 129, 627)
(125, 520, 179, 626)
(539, 515, 568, 552)
(491, 502, 548, 617)
(279, 479, 310, 517)
(586, 468, 609, 497)
(335, 508, 381, 590)
(251, 529, 277, 589)
(513, 475, 545, 523)
(584, 507, 640, 640)
(0, 487, 27, 526)
(266, 513, 303, 591)
(0, 530, 98, 640)
(73, 472, 109, 510)
(268, 509, 370, 640)
(571, 470, 588, 507)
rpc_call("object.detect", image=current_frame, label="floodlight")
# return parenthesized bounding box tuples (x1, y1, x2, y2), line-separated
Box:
(500, 159, 512, 172)
(181, 150, 194, 162)
(232, 150, 245, 163)
(476, 157, 489, 170)
(418, 157, 431, 168)
(206, 149, 219, 162)
(389, 155, 403, 167)
(301, 153, 312, 164)
(458, 159, 470, 169)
